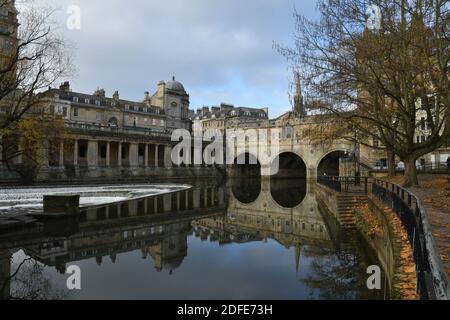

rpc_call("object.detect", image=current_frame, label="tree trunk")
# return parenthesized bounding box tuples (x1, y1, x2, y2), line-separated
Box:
(403, 156, 419, 187)
(387, 149, 396, 177)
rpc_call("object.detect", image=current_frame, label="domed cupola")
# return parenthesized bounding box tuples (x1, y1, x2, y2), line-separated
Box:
(165, 76, 186, 94)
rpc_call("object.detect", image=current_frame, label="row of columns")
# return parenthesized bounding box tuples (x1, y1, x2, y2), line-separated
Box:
(58, 139, 171, 169)
(85, 187, 225, 222)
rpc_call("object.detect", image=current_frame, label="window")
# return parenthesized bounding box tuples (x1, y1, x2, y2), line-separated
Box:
(160, 119, 165, 126)
(284, 126, 293, 139)
(125, 104, 129, 110)
(373, 139, 379, 147)
(73, 96, 79, 103)
(84, 98, 90, 104)
(152, 119, 156, 126)
(73, 107, 78, 117)
(79, 144, 86, 158)
(108, 117, 118, 127)
(95, 100, 100, 106)
(421, 117, 426, 130)
(62, 107, 68, 117)
(96, 111, 102, 122)
(144, 107, 148, 113)
(421, 135, 426, 142)
(100, 145, 107, 158)
(416, 136, 420, 143)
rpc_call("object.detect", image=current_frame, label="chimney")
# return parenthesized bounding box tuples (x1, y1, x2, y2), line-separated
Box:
(94, 88, 105, 97)
(113, 90, 119, 100)
(202, 106, 209, 116)
(59, 81, 70, 92)
(262, 108, 268, 117)
(144, 91, 150, 101)
(220, 103, 234, 112)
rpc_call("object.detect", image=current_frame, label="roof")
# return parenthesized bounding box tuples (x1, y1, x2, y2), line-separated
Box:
(191, 105, 268, 121)
(45, 88, 165, 116)
(165, 77, 186, 93)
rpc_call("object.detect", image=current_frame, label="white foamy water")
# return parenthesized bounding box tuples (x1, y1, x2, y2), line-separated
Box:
(0, 184, 191, 214)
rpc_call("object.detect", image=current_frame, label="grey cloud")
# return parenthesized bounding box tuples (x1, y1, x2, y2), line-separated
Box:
(31, 0, 317, 116)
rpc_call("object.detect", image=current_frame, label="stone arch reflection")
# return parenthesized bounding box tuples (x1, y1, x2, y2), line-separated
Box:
(230, 176, 261, 204)
(270, 178, 306, 208)
(271, 152, 307, 178)
(230, 152, 261, 204)
(270, 152, 307, 208)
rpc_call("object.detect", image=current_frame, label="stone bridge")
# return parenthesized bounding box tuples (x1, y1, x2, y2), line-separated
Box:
(226, 127, 358, 179)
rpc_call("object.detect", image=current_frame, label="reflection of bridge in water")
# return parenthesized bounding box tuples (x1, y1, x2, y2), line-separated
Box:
(0, 177, 351, 299)
(193, 178, 339, 258)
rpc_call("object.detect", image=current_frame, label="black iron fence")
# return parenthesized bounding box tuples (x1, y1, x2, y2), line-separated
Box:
(317, 176, 368, 194)
(371, 179, 448, 300)
(317, 175, 449, 300)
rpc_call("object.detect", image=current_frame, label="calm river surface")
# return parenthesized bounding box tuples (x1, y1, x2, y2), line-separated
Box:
(0, 178, 387, 300)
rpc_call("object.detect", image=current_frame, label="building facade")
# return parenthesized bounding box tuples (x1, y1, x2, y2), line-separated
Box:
(0, 77, 195, 181)
(191, 103, 268, 132)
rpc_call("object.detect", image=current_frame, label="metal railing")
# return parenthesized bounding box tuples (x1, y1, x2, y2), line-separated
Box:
(372, 179, 448, 300)
(317, 176, 368, 194)
(370, 162, 450, 173)
(317, 175, 449, 300)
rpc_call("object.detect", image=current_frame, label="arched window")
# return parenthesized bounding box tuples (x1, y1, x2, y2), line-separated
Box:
(108, 117, 118, 127)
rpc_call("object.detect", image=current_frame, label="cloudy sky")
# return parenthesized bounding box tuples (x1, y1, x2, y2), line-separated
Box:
(31, 0, 319, 118)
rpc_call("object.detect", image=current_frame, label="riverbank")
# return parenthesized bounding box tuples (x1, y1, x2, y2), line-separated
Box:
(353, 196, 419, 299)
(314, 183, 417, 299)
(385, 174, 450, 281)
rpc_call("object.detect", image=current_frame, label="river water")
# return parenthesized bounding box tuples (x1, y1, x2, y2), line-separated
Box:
(0, 178, 387, 300)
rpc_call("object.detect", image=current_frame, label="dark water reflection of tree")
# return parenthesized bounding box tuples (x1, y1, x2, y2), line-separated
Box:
(302, 243, 385, 300)
(1, 253, 70, 300)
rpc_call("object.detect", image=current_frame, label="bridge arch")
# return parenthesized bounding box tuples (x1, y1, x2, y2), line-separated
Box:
(316, 149, 349, 177)
(270, 151, 307, 179)
(268, 152, 307, 209)
(230, 152, 261, 204)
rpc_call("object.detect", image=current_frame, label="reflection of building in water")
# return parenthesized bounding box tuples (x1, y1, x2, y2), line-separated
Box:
(0, 186, 226, 282)
(142, 221, 189, 273)
(193, 178, 333, 274)
(23, 220, 191, 275)
(0, 250, 11, 300)
(227, 178, 330, 242)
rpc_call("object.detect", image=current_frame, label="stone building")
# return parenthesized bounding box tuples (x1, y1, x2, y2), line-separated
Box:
(191, 103, 268, 132)
(0, 77, 195, 181)
(0, 0, 17, 68)
(35, 78, 193, 179)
